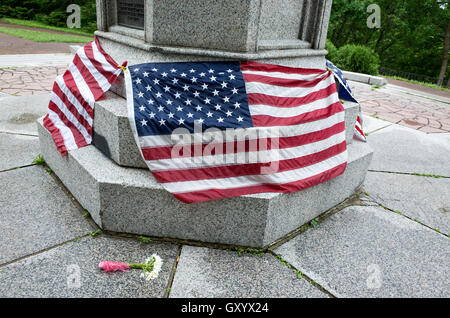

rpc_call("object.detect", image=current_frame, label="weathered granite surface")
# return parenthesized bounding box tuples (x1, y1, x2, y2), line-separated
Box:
(96, 32, 328, 69)
(98, 0, 331, 52)
(170, 246, 327, 298)
(0, 166, 93, 264)
(258, 0, 305, 42)
(367, 125, 450, 176)
(93, 92, 360, 169)
(0, 94, 50, 136)
(152, 0, 260, 52)
(365, 171, 450, 234)
(275, 205, 450, 298)
(0, 133, 39, 171)
(0, 236, 178, 297)
(38, 117, 372, 247)
(361, 115, 392, 135)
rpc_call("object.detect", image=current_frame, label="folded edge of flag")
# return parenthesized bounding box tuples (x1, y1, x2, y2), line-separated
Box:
(326, 60, 367, 142)
(44, 37, 126, 157)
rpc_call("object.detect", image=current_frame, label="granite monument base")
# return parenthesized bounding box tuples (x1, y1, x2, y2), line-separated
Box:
(37, 117, 373, 248)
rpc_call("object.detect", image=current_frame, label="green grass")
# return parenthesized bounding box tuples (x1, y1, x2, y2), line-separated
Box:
(411, 173, 443, 179)
(384, 75, 450, 93)
(1, 18, 94, 36)
(139, 236, 152, 244)
(32, 154, 45, 166)
(87, 229, 102, 237)
(0, 26, 92, 43)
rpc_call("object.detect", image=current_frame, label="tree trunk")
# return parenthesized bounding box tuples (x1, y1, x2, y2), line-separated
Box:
(447, 77, 450, 88)
(437, 19, 450, 86)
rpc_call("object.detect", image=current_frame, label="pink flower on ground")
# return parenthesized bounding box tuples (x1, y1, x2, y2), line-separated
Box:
(98, 261, 131, 272)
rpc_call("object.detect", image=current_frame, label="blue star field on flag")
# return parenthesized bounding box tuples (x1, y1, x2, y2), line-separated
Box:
(130, 62, 254, 136)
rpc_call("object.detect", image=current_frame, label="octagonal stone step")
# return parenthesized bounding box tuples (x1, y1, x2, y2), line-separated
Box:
(93, 92, 360, 169)
(38, 117, 373, 248)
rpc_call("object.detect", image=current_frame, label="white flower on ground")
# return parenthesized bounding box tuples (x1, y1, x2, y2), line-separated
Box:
(140, 254, 163, 281)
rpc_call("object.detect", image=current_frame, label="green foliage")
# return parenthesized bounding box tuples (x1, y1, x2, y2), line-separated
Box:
(2, 18, 93, 36)
(87, 229, 101, 237)
(32, 154, 45, 165)
(233, 248, 264, 256)
(334, 44, 380, 75)
(0, 25, 92, 42)
(309, 218, 320, 228)
(325, 40, 338, 62)
(139, 236, 152, 244)
(384, 75, 450, 93)
(0, 0, 96, 34)
(411, 173, 443, 179)
(329, 0, 450, 81)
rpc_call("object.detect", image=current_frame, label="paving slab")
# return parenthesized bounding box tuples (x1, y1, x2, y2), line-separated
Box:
(170, 246, 327, 298)
(365, 171, 450, 234)
(0, 53, 72, 68)
(275, 205, 450, 298)
(362, 115, 392, 135)
(0, 166, 93, 264)
(0, 94, 50, 135)
(0, 133, 40, 171)
(367, 125, 450, 176)
(0, 236, 178, 298)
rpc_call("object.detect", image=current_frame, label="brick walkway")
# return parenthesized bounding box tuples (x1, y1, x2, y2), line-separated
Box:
(0, 66, 66, 96)
(1, 64, 449, 133)
(351, 82, 450, 133)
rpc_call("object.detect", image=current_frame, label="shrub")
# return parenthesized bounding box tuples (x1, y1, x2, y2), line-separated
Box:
(334, 44, 380, 75)
(325, 40, 338, 62)
(1, 0, 97, 33)
(39, 10, 67, 27)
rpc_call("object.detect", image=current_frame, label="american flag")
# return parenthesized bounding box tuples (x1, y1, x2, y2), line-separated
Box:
(127, 61, 348, 203)
(44, 37, 125, 156)
(326, 60, 366, 141)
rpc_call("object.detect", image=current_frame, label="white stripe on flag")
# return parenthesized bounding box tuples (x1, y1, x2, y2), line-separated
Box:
(244, 77, 332, 98)
(146, 130, 345, 171)
(68, 63, 95, 107)
(162, 152, 348, 193)
(46, 109, 78, 150)
(50, 93, 92, 143)
(77, 47, 110, 92)
(137, 110, 345, 149)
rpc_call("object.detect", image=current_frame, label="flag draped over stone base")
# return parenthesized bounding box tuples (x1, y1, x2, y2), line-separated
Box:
(44, 37, 126, 156)
(125, 61, 349, 203)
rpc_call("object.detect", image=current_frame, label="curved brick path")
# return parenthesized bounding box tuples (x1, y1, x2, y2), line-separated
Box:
(350, 82, 450, 133)
(0, 66, 66, 96)
(0, 64, 449, 133)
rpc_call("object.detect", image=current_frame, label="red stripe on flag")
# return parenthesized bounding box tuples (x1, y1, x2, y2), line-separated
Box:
(43, 114, 68, 156)
(73, 54, 105, 100)
(153, 141, 346, 184)
(83, 42, 118, 85)
(243, 72, 332, 88)
(48, 101, 88, 148)
(52, 83, 93, 134)
(173, 163, 348, 204)
(247, 83, 338, 108)
(142, 121, 345, 161)
(251, 102, 344, 127)
(240, 61, 327, 76)
(355, 125, 364, 137)
(94, 37, 123, 69)
(62, 71, 94, 118)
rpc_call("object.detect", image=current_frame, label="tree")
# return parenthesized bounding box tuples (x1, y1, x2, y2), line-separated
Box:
(329, 0, 450, 82)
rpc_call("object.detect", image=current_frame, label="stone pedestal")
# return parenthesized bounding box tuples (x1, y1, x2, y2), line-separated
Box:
(37, 0, 374, 247)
